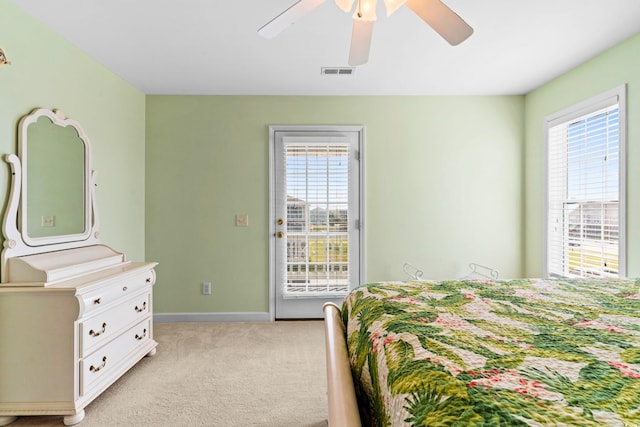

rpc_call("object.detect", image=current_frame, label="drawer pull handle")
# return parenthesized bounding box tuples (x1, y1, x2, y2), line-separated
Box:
(89, 323, 107, 337)
(135, 329, 147, 340)
(89, 356, 107, 373)
(122, 286, 128, 292)
(93, 298, 101, 305)
(135, 302, 147, 313)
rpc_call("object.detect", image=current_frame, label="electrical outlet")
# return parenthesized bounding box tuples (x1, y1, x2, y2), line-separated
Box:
(202, 282, 211, 295)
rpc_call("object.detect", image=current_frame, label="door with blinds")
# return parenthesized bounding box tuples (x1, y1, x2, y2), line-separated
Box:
(270, 126, 363, 319)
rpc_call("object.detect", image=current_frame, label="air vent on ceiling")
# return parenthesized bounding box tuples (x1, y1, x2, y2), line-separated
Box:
(321, 67, 355, 76)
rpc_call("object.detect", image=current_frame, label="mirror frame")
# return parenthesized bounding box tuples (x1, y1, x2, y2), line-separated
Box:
(1, 108, 100, 280)
(19, 109, 92, 246)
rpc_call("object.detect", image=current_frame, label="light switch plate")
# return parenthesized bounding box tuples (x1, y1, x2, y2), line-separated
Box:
(235, 214, 249, 227)
(41, 215, 55, 227)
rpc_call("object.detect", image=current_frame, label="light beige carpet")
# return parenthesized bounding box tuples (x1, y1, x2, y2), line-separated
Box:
(9, 321, 328, 427)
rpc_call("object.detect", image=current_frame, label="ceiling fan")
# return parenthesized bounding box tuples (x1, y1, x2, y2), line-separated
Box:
(258, 0, 473, 66)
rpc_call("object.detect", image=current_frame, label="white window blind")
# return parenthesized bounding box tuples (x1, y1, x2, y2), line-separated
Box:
(546, 89, 625, 278)
(283, 142, 350, 295)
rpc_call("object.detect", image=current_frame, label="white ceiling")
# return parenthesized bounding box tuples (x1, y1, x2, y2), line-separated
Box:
(10, 0, 640, 95)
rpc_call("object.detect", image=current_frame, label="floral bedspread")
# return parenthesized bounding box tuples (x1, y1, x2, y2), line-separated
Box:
(342, 278, 640, 426)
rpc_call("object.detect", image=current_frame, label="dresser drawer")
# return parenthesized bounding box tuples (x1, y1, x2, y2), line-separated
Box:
(80, 270, 155, 315)
(80, 318, 152, 396)
(79, 291, 151, 357)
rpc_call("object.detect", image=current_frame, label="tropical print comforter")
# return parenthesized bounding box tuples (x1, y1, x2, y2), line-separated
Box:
(342, 278, 640, 426)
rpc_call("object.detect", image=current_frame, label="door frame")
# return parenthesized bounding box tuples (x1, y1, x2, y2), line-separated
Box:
(268, 125, 366, 321)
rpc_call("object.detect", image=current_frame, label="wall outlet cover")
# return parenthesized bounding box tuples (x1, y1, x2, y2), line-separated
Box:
(202, 282, 211, 295)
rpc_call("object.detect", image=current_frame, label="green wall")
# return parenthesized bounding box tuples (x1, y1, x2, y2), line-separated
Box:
(7, 0, 638, 318)
(0, 0, 147, 262)
(524, 33, 640, 277)
(146, 96, 524, 314)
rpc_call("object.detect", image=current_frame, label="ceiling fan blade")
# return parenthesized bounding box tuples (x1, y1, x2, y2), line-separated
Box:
(405, 0, 473, 45)
(258, 0, 327, 39)
(348, 19, 374, 66)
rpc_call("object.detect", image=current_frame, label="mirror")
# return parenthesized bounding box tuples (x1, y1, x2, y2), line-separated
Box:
(13, 109, 93, 247)
(1, 108, 101, 282)
(25, 115, 86, 239)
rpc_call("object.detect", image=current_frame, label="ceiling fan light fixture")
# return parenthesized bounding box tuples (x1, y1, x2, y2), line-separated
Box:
(259, 0, 474, 67)
(383, 0, 407, 16)
(352, 0, 377, 21)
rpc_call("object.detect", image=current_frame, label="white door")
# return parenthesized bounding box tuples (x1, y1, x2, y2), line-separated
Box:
(270, 126, 364, 319)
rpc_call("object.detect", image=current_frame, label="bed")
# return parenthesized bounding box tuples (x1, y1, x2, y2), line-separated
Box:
(323, 278, 640, 426)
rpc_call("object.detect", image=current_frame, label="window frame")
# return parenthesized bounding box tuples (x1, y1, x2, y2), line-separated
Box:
(543, 85, 627, 278)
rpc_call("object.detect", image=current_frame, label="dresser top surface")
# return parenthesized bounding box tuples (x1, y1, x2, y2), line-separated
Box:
(1, 244, 156, 288)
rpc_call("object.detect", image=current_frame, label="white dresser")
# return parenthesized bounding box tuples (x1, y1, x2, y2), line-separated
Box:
(0, 245, 158, 426)
(0, 108, 157, 426)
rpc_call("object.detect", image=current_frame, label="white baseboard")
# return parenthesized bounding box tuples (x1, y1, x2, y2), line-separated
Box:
(154, 312, 271, 323)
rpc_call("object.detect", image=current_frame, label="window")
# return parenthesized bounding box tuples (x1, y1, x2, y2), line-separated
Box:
(545, 86, 626, 278)
(284, 143, 351, 293)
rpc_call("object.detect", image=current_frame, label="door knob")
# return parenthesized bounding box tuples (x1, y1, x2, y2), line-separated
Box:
(277, 231, 284, 238)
